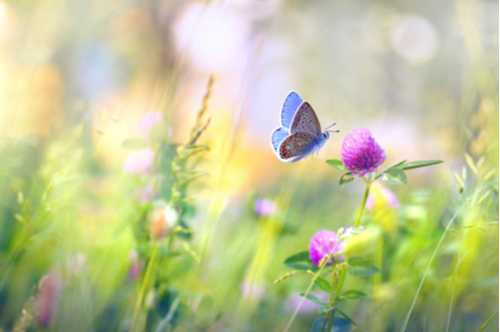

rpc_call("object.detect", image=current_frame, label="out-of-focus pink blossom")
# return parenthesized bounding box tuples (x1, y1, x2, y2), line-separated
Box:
(285, 292, 328, 314)
(241, 279, 266, 301)
(390, 15, 438, 64)
(138, 112, 162, 137)
(36, 272, 63, 328)
(128, 249, 142, 281)
(254, 198, 277, 218)
(136, 184, 155, 203)
(123, 148, 154, 174)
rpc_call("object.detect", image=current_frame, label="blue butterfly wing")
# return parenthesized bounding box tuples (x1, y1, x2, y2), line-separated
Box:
(290, 102, 322, 136)
(271, 127, 289, 152)
(278, 132, 316, 162)
(281, 92, 303, 129)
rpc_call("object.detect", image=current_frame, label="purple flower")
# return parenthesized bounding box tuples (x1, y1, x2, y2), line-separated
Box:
(36, 272, 63, 328)
(254, 198, 277, 218)
(341, 128, 386, 176)
(123, 148, 154, 174)
(128, 249, 142, 281)
(309, 230, 344, 266)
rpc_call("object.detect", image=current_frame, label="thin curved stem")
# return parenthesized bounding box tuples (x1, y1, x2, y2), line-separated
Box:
(283, 260, 328, 332)
(132, 243, 159, 332)
(400, 211, 459, 332)
(354, 181, 372, 227)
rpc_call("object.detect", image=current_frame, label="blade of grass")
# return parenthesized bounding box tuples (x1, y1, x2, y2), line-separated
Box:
(476, 311, 497, 332)
(283, 259, 329, 332)
(400, 211, 459, 332)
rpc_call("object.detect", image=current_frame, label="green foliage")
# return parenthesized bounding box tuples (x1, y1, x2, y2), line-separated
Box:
(338, 172, 354, 185)
(326, 159, 346, 171)
(340, 290, 366, 300)
(375, 160, 444, 183)
(283, 251, 316, 271)
(0, 1, 496, 331)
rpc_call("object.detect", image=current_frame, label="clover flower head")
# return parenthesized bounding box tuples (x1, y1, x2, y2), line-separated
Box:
(309, 230, 344, 266)
(341, 128, 386, 176)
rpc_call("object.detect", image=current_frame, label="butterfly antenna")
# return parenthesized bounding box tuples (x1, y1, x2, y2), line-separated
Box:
(326, 122, 340, 133)
(325, 122, 336, 130)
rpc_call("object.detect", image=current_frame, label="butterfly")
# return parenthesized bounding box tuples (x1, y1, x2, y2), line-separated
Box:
(271, 91, 337, 162)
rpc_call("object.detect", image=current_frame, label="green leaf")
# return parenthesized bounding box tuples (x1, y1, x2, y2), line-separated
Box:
(464, 154, 478, 175)
(384, 168, 407, 184)
(388, 160, 408, 169)
(376, 160, 443, 181)
(336, 308, 357, 326)
(375, 160, 407, 180)
(477, 311, 497, 332)
(401, 160, 443, 171)
(326, 159, 346, 171)
(339, 172, 354, 185)
(284, 251, 314, 270)
(454, 172, 465, 193)
(341, 290, 367, 300)
(273, 271, 298, 284)
(314, 277, 332, 292)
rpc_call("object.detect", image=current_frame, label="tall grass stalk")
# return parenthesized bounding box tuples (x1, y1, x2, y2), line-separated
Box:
(282, 257, 330, 332)
(400, 210, 459, 332)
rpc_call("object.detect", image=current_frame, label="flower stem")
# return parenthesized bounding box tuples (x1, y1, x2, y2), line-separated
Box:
(354, 181, 372, 227)
(283, 258, 329, 332)
(325, 264, 347, 331)
(132, 243, 158, 332)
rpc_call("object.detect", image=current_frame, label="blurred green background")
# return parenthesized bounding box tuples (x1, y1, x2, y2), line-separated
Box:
(0, 0, 497, 331)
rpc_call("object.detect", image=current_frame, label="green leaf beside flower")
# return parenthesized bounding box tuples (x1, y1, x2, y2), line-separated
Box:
(400, 160, 443, 170)
(384, 168, 407, 184)
(375, 159, 443, 183)
(326, 159, 346, 171)
(340, 289, 367, 300)
(339, 172, 354, 185)
(299, 292, 327, 306)
(283, 251, 316, 271)
(314, 276, 332, 292)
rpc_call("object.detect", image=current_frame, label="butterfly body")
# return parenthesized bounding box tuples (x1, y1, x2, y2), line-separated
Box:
(272, 92, 336, 162)
(277, 131, 330, 162)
